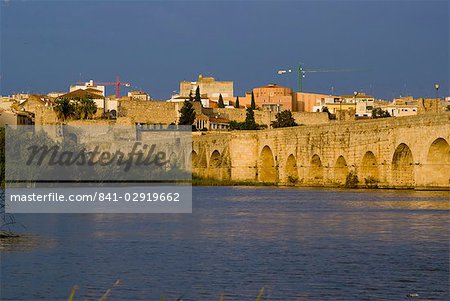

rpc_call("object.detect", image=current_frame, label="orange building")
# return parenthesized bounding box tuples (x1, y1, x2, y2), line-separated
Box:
(238, 84, 336, 112)
(294, 92, 337, 112)
(240, 84, 294, 111)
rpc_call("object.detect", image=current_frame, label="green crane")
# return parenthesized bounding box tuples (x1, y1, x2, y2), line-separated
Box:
(277, 63, 360, 92)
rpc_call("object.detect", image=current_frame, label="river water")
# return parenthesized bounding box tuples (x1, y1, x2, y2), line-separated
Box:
(1, 187, 449, 300)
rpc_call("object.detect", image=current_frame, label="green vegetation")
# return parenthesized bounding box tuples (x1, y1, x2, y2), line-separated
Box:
(218, 94, 225, 108)
(54, 97, 98, 122)
(445, 105, 450, 111)
(188, 91, 194, 102)
(364, 176, 379, 188)
(192, 175, 273, 186)
(321, 106, 336, 120)
(345, 171, 359, 188)
(287, 175, 299, 185)
(178, 100, 196, 126)
(235, 96, 240, 108)
(251, 91, 256, 109)
(195, 86, 201, 102)
(271, 110, 297, 128)
(54, 98, 76, 122)
(244, 107, 257, 129)
(75, 97, 97, 119)
(372, 107, 391, 118)
(229, 108, 265, 130)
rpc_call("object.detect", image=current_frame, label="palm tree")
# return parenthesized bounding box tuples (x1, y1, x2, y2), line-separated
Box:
(54, 98, 75, 122)
(76, 97, 97, 119)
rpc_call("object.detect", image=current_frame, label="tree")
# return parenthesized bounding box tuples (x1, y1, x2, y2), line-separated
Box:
(372, 107, 391, 118)
(54, 98, 76, 122)
(445, 105, 450, 111)
(195, 86, 201, 102)
(271, 110, 297, 128)
(235, 96, 240, 108)
(244, 107, 257, 130)
(178, 100, 196, 126)
(251, 91, 256, 110)
(75, 97, 97, 120)
(188, 91, 194, 102)
(218, 94, 225, 108)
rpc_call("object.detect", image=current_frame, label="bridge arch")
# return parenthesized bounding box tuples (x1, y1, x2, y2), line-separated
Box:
(258, 145, 277, 183)
(285, 154, 298, 183)
(334, 155, 348, 184)
(191, 150, 207, 169)
(425, 138, 450, 186)
(168, 152, 178, 169)
(309, 154, 324, 183)
(209, 150, 221, 168)
(392, 143, 415, 187)
(191, 150, 198, 168)
(208, 150, 222, 179)
(360, 151, 379, 182)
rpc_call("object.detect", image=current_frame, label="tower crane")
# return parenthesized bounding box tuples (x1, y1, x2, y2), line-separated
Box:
(77, 76, 131, 98)
(277, 63, 359, 92)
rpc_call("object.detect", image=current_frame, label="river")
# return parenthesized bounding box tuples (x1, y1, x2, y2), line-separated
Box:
(1, 187, 449, 300)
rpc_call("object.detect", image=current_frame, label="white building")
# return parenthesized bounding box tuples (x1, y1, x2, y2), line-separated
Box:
(312, 94, 374, 117)
(167, 94, 210, 108)
(70, 80, 106, 96)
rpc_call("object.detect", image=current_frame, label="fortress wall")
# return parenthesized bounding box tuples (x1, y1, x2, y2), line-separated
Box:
(212, 108, 329, 126)
(120, 100, 182, 124)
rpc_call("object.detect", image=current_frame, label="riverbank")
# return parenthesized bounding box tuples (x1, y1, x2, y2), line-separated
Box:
(0, 231, 19, 238)
(191, 176, 450, 191)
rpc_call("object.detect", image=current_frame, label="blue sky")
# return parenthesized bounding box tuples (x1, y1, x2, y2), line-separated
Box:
(1, 0, 448, 100)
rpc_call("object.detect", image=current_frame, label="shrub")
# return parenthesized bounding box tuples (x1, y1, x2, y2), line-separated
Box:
(287, 175, 299, 184)
(345, 171, 359, 188)
(364, 176, 379, 188)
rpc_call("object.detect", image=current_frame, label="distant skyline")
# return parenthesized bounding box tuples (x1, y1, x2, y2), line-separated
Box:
(1, 0, 448, 100)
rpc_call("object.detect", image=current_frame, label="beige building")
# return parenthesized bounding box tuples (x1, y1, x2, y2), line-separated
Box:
(314, 93, 375, 115)
(0, 110, 34, 125)
(180, 75, 233, 99)
(195, 113, 230, 131)
(128, 91, 150, 101)
(47, 92, 65, 98)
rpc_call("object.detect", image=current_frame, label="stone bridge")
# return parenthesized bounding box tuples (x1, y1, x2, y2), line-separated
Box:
(192, 113, 450, 189)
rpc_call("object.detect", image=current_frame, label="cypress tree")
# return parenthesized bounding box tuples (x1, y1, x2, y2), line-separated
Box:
(271, 110, 297, 128)
(235, 96, 240, 108)
(218, 94, 225, 108)
(244, 107, 257, 130)
(189, 91, 194, 102)
(179, 100, 196, 125)
(251, 91, 256, 110)
(195, 86, 201, 102)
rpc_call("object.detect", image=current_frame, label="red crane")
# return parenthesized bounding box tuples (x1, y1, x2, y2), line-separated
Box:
(77, 76, 131, 98)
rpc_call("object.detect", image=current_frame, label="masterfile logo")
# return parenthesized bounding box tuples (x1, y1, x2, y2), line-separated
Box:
(5, 125, 192, 183)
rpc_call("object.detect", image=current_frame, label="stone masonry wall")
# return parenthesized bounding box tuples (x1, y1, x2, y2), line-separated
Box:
(192, 113, 450, 189)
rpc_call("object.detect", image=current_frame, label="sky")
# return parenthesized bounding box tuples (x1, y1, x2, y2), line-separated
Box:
(1, 0, 449, 100)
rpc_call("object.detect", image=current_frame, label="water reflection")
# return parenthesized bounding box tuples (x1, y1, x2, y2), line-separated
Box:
(1, 187, 449, 300)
